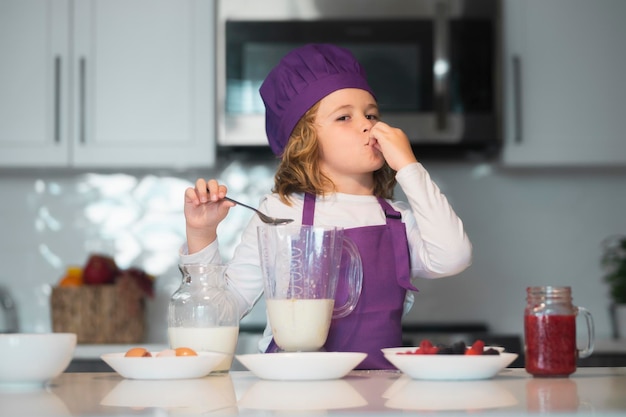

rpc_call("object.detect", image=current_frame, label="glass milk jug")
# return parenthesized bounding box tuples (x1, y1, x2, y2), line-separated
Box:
(168, 263, 239, 372)
(524, 286, 594, 377)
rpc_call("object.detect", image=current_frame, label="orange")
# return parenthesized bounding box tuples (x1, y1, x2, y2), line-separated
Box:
(59, 266, 84, 287)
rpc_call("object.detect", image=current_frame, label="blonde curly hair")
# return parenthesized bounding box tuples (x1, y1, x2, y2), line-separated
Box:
(272, 102, 397, 204)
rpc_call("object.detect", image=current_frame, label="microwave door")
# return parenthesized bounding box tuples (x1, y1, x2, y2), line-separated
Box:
(219, 8, 500, 152)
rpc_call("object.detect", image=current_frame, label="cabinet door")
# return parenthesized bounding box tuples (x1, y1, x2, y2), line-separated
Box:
(0, 0, 70, 166)
(503, 0, 626, 166)
(71, 0, 214, 168)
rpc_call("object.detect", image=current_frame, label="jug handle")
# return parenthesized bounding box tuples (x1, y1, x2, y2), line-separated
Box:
(333, 237, 363, 319)
(577, 306, 594, 359)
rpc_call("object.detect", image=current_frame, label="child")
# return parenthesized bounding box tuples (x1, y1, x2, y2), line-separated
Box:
(181, 44, 472, 369)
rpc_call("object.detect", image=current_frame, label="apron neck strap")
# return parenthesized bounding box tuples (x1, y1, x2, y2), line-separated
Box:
(302, 193, 316, 225)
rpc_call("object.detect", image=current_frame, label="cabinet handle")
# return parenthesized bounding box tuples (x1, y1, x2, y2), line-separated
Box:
(79, 57, 86, 144)
(434, 0, 450, 131)
(512, 55, 523, 144)
(54, 56, 61, 144)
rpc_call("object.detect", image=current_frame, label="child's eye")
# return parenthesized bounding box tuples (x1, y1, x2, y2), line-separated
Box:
(336, 115, 349, 121)
(366, 114, 380, 121)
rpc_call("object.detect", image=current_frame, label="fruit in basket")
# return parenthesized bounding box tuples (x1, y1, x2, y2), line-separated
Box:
(57, 254, 155, 298)
(83, 254, 119, 285)
(58, 266, 84, 287)
(117, 267, 155, 298)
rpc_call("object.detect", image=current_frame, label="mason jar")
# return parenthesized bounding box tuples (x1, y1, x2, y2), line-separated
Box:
(524, 286, 594, 377)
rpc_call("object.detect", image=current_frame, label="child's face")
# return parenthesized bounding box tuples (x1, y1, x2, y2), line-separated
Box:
(314, 88, 385, 192)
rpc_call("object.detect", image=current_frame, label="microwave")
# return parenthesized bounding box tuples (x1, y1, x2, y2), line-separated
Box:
(216, 0, 502, 158)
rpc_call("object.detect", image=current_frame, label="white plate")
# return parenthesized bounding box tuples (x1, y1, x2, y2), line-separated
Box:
(235, 352, 367, 381)
(382, 347, 518, 380)
(101, 351, 226, 380)
(383, 376, 518, 411)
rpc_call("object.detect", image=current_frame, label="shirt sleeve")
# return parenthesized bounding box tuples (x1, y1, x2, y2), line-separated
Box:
(395, 162, 473, 279)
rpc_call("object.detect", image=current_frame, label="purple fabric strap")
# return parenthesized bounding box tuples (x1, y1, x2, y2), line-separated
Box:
(376, 197, 418, 292)
(302, 192, 316, 224)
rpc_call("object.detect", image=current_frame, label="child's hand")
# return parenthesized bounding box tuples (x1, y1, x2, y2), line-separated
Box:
(370, 122, 418, 171)
(184, 179, 235, 253)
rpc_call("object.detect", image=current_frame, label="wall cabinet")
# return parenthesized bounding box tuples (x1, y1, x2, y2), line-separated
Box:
(0, 0, 214, 169)
(502, 0, 626, 166)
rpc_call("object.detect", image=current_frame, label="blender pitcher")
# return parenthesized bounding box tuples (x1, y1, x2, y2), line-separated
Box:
(258, 224, 363, 352)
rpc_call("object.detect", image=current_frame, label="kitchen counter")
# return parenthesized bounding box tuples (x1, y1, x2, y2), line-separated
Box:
(1, 367, 625, 416)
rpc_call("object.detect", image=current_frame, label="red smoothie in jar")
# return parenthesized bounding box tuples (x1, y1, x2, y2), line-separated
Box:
(524, 314, 576, 377)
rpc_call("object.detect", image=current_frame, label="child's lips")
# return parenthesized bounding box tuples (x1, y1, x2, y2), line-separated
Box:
(368, 137, 382, 151)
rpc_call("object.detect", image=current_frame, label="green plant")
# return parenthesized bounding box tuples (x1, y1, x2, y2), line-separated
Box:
(602, 235, 626, 305)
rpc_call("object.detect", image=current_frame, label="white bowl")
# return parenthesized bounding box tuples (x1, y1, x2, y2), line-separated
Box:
(235, 352, 367, 381)
(0, 333, 77, 389)
(101, 351, 226, 380)
(382, 346, 518, 380)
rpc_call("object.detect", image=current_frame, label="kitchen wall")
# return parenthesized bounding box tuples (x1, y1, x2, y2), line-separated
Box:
(1, 157, 625, 343)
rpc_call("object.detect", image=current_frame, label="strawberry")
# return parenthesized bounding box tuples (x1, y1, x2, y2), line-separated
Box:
(418, 339, 439, 354)
(471, 340, 485, 353)
(465, 340, 485, 355)
(419, 339, 434, 350)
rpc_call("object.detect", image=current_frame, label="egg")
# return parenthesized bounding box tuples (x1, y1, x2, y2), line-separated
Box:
(124, 347, 152, 357)
(174, 347, 198, 356)
(156, 349, 176, 357)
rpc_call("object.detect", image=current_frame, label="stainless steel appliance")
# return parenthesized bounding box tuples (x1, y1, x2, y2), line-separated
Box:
(0, 285, 18, 333)
(216, 0, 502, 157)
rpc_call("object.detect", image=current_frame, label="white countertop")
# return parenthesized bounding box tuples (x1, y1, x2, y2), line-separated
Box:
(2, 367, 626, 416)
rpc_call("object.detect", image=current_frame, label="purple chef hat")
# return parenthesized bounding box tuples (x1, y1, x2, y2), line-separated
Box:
(259, 44, 375, 155)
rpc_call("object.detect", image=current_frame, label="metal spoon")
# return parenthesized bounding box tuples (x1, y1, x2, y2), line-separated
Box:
(224, 196, 294, 225)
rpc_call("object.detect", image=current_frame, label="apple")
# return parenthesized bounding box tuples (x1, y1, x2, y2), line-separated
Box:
(119, 267, 155, 298)
(82, 254, 119, 285)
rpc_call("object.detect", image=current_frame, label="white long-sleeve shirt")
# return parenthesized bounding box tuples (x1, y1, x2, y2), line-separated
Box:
(179, 162, 472, 349)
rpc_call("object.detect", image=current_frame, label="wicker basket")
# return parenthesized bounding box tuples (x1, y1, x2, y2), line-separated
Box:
(50, 276, 145, 344)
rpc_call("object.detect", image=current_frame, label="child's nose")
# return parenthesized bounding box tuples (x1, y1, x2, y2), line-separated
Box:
(362, 117, 375, 132)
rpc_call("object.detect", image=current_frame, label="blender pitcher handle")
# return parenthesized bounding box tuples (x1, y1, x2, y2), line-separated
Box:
(577, 306, 595, 359)
(332, 237, 363, 319)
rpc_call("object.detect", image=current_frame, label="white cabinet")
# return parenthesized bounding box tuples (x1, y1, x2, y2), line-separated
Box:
(502, 0, 626, 166)
(0, 0, 69, 165)
(0, 0, 214, 169)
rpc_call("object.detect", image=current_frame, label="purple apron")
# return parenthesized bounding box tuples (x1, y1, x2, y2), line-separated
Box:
(266, 193, 417, 369)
